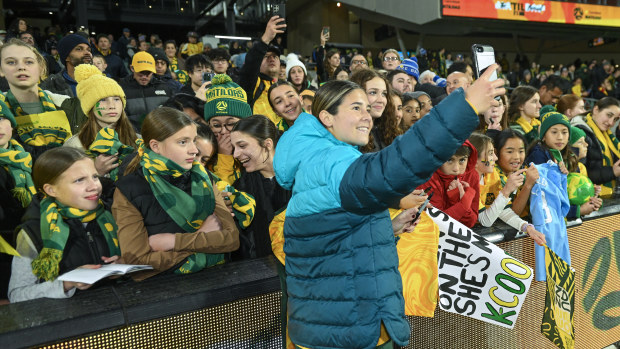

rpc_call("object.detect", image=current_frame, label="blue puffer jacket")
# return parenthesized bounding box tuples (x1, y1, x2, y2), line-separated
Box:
(273, 89, 479, 349)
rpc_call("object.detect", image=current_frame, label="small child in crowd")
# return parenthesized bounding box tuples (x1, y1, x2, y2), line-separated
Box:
(420, 141, 479, 228)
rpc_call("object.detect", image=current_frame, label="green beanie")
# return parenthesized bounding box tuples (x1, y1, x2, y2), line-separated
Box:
(570, 126, 586, 145)
(539, 104, 556, 117)
(0, 99, 16, 127)
(539, 112, 571, 141)
(203, 74, 252, 122)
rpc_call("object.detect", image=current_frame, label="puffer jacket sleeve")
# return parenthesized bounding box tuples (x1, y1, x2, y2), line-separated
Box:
(339, 89, 479, 214)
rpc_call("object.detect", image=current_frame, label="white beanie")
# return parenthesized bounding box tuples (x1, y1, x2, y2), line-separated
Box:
(286, 53, 307, 78)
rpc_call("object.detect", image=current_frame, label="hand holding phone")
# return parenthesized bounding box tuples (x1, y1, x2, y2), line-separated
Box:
(322, 26, 330, 39)
(472, 44, 498, 81)
(202, 72, 215, 84)
(272, 3, 286, 21)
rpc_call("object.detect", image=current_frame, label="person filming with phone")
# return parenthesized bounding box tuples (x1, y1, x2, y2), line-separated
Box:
(239, 14, 287, 131)
(178, 53, 214, 97)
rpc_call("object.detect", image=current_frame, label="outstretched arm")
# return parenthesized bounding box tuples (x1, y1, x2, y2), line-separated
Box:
(339, 65, 505, 214)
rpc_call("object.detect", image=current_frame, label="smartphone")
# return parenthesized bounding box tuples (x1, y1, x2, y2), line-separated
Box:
(272, 3, 286, 19)
(412, 191, 434, 222)
(202, 72, 215, 84)
(322, 26, 330, 37)
(471, 44, 497, 81)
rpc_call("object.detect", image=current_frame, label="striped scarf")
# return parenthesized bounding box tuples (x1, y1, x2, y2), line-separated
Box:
(0, 139, 36, 207)
(87, 128, 134, 181)
(515, 116, 541, 135)
(3, 89, 69, 146)
(4, 88, 57, 116)
(586, 114, 620, 196)
(32, 197, 121, 281)
(137, 139, 223, 273)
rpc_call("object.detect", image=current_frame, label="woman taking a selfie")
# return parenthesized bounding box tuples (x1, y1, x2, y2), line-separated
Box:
(274, 65, 505, 349)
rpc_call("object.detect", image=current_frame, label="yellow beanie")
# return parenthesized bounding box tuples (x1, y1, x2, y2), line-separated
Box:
(75, 64, 126, 116)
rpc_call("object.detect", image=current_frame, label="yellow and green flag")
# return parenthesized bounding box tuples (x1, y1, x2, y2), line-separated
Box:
(542, 246, 575, 349)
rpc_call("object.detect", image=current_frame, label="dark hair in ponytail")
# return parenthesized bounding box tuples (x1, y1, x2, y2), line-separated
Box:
(232, 114, 279, 150)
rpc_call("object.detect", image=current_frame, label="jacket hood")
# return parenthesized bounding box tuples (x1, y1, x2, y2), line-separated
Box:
(570, 114, 593, 133)
(274, 112, 355, 190)
(435, 139, 478, 183)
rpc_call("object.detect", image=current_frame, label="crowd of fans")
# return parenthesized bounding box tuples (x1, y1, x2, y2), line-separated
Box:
(0, 14, 619, 348)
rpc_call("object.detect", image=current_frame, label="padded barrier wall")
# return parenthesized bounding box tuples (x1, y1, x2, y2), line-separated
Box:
(36, 216, 620, 349)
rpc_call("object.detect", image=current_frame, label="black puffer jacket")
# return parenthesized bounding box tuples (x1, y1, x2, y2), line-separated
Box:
(115, 167, 189, 236)
(19, 196, 114, 276)
(0, 167, 26, 232)
(571, 115, 617, 185)
(119, 74, 176, 131)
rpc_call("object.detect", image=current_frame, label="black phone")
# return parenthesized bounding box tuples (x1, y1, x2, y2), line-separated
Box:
(322, 26, 330, 37)
(202, 72, 215, 84)
(471, 44, 498, 81)
(272, 3, 286, 19)
(412, 191, 434, 222)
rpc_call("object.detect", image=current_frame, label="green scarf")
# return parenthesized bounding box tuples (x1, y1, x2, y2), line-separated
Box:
(32, 197, 121, 281)
(87, 128, 134, 181)
(3, 89, 68, 146)
(137, 139, 223, 273)
(586, 114, 620, 196)
(0, 139, 36, 207)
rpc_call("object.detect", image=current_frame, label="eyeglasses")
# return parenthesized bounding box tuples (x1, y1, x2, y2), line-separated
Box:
(384, 56, 400, 62)
(213, 59, 228, 64)
(210, 121, 237, 132)
(352, 60, 367, 65)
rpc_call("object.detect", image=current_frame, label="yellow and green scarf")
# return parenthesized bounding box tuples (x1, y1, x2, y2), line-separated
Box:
(0, 139, 36, 207)
(586, 114, 620, 196)
(174, 69, 189, 85)
(513, 116, 541, 145)
(4, 88, 57, 116)
(211, 172, 256, 229)
(32, 197, 121, 281)
(87, 128, 134, 181)
(137, 140, 223, 273)
(169, 57, 179, 73)
(3, 89, 69, 146)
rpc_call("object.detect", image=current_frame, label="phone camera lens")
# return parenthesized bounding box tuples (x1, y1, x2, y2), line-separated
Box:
(477, 47, 483, 52)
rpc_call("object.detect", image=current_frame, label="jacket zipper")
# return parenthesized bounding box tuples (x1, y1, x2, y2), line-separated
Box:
(86, 230, 100, 264)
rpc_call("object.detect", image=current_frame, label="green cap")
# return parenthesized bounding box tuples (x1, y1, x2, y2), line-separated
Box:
(570, 126, 586, 145)
(203, 74, 252, 122)
(539, 112, 571, 141)
(0, 99, 16, 127)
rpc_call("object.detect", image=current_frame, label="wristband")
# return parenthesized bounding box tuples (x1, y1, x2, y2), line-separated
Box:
(521, 223, 534, 233)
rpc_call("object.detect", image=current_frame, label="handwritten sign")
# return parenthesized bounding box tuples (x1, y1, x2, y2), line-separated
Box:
(427, 207, 533, 329)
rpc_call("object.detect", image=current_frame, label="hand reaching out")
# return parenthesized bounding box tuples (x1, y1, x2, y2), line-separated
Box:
(526, 225, 546, 246)
(392, 207, 420, 236)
